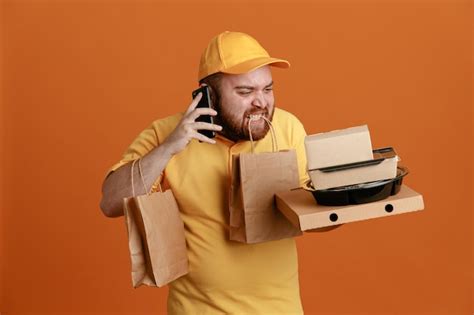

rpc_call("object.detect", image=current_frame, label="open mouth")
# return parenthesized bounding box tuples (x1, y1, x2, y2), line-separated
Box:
(248, 114, 262, 120)
(244, 113, 268, 131)
(246, 113, 266, 121)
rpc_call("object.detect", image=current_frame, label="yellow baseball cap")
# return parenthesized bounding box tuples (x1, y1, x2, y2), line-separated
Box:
(198, 31, 290, 81)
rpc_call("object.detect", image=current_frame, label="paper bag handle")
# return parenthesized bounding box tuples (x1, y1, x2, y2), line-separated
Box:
(247, 115, 279, 153)
(130, 158, 163, 196)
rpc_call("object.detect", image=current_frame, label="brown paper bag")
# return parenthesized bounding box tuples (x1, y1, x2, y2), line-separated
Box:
(229, 115, 303, 243)
(123, 159, 188, 287)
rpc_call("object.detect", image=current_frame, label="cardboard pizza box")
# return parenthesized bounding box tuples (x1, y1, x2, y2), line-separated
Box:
(275, 185, 424, 230)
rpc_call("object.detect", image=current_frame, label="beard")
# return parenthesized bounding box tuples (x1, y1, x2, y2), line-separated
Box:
(214, 101, 275, 142)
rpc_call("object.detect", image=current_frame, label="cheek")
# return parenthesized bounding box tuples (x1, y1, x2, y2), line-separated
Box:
(219, 101, 243, 122)
(231, 107, 248, 121)
(222, 96, 251, 118)
(264, 94, 274, 106)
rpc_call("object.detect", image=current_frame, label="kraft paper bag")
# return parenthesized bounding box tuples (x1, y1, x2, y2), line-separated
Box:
(229, 115, 303, 243)
(123, 159, 188, 288)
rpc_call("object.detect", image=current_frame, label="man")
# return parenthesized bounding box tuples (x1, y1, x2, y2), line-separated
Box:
(100, 31, 334, 314)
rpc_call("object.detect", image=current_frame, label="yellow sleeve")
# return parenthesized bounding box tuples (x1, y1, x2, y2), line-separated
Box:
(105, 114, 183, 193)
(104, 123, 163, 192)
(279, 109, 309, 186)
(291, 116, 310, 187)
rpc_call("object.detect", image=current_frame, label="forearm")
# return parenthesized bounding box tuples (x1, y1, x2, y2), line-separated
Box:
(100, 94, 220, 218)
(100, 143, 174, 218)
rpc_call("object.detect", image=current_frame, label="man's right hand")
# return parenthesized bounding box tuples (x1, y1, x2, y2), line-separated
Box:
(100, 93, 223, 218)
(162, 92, 223, 156)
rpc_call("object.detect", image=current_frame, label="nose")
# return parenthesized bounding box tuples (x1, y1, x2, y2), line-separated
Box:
(251, 92, 266, 109)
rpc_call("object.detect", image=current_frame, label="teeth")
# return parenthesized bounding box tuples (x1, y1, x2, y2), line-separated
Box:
(248, 114, 263, 120)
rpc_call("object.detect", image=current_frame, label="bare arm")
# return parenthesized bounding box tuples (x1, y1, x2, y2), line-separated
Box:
(99, 90, 222, 218)
(99, 143, 174, 217)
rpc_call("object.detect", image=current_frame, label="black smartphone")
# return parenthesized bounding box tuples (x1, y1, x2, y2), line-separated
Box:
(192, 86, 215, 139)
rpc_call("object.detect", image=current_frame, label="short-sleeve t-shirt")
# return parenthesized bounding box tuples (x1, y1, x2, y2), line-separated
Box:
(107, 107, 309, 315)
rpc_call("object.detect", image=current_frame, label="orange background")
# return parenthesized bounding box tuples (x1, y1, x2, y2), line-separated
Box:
(1, 1, 472, 314)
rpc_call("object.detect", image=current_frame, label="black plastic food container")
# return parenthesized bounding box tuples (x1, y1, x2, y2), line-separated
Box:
(304, 166, 409, 206)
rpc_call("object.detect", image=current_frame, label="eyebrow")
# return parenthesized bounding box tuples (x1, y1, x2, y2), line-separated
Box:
(235, 81, 274, 90)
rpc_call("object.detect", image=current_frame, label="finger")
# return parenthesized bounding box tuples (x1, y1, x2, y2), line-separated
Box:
(187, 107, 218, 122)
(192, 131, 216, 144)
(185, 92, 203, 115)
(190, 121, 223, 131)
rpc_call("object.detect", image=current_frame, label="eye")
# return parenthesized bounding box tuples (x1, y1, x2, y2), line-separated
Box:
(238, 91, 252, 96)
(264, 87, 273, 93)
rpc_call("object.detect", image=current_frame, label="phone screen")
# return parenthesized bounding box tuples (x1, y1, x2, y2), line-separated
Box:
(192, 86, 215, 139)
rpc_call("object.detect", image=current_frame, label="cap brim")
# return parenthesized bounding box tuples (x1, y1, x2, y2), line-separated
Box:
(222, 57, 290, 75)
